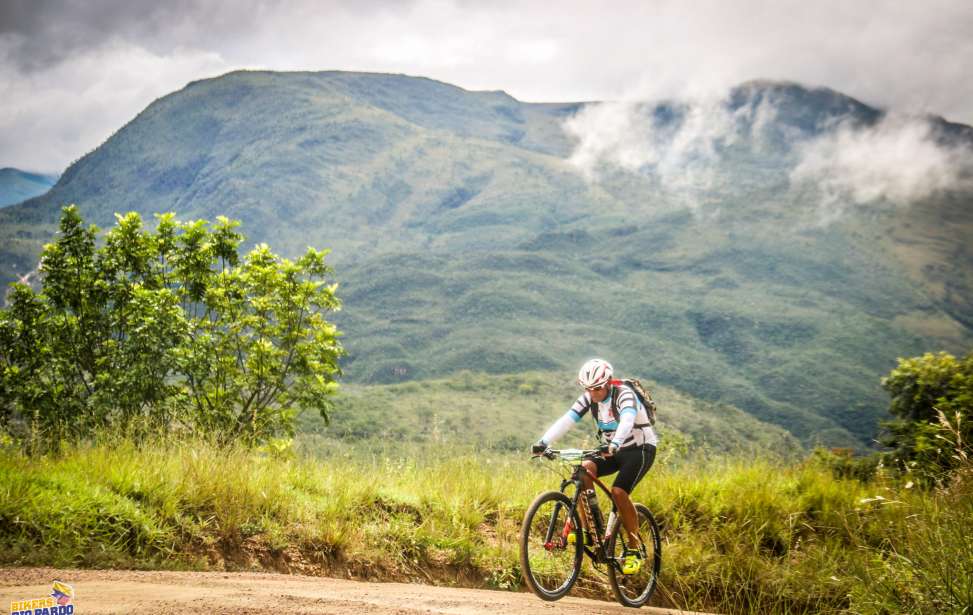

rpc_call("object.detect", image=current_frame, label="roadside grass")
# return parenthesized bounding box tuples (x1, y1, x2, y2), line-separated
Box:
(1, 438, 970, 614)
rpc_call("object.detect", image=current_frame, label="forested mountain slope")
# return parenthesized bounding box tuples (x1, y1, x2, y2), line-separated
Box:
(1, 70, 970, 448)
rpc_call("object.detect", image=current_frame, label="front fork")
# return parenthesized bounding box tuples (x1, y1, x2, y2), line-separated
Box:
(556, 479, 582, 546)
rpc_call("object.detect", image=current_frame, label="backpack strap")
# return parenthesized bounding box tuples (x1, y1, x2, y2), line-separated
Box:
(587, 397, 599, 430)
(588, 383, 629, 431)
(609, 384, 621, 422)
(611, 380, 652, 429)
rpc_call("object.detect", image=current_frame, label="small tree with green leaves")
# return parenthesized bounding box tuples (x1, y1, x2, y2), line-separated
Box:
(881, 351, 973, 484)
(0, 283, 55, 451)
(0, 206, 188, 449)
(0, 205, 342, 451)
(169, 217, 343, 445)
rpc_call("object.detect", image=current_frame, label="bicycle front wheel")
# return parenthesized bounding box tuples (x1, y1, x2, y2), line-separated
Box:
(607, 503, 662, 608)
(519, 490, 583, 601)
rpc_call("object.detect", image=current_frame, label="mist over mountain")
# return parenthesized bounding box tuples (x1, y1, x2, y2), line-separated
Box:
(1, 70, 970, 449)
(0, 168, 57, 207)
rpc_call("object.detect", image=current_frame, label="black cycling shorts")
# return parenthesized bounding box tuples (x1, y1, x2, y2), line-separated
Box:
(593, 444, 656, 494)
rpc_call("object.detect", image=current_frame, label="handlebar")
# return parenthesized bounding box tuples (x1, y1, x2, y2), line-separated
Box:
(538, 448, 603, 462)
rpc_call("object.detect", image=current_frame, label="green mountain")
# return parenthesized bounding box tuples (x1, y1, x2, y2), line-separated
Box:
(1, 70, 970, 449)
(0, 168, 57, 207)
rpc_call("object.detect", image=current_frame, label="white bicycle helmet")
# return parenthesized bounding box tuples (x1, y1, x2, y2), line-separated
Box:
(578, 358, 613, 389)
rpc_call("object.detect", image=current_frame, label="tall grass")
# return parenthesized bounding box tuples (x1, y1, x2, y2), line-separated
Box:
(1, 438, 970, 614)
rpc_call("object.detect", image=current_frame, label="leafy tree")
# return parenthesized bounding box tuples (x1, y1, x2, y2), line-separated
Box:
(0, 207, 185, 449)
(0, 205, 342, 451)
(169, 217, 343, 445)
(0, 283, 52, 451)
(881, 351, 973, 483)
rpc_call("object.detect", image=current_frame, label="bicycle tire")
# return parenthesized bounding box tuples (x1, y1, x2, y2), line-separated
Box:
(519, 490, 584, 601)
(606, 503, 662, 608)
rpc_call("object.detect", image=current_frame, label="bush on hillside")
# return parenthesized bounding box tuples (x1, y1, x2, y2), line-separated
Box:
(881, 351, 973, 485)
(0, 206, 342, 452)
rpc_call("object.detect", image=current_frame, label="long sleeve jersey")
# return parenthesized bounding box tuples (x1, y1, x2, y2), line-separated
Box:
(541, 383, 658, 449)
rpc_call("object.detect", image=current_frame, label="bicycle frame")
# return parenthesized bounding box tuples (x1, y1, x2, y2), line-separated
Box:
(556, 459, 621, 565)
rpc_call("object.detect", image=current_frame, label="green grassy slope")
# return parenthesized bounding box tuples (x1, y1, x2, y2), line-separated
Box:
(0, 71, 969, 448)
(297, 371, 800, 455)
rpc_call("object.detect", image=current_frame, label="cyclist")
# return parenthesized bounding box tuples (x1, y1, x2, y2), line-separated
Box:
(532, 358, 657, 574)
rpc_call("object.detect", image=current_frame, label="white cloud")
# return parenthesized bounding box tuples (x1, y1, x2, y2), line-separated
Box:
(563, 89, 784, 212)
(563, 102, 659, 178)
(790, 115, 973, 224)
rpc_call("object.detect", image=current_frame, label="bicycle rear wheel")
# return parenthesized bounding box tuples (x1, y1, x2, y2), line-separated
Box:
(519, 490, 583, 601)
(606, 503, 661, 608)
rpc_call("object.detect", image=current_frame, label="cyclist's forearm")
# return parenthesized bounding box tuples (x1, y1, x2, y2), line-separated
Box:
(541, 410, 581, 445)
(610, 408, 637, 446)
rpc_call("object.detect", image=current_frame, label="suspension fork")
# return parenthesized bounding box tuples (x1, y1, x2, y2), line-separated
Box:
(553, 479, 585, 543)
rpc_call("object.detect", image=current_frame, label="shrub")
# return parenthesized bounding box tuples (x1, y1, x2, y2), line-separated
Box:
(0, 206, 342, 451)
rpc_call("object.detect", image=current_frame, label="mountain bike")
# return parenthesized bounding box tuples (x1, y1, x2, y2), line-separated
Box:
(519, 448, 661, 608)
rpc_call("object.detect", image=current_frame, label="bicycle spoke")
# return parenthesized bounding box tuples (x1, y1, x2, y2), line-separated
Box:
(607, 504, 661, 607)
(520, 491, 583, 600)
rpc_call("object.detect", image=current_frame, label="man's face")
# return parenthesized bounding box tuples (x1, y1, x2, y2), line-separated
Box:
(587, 383, 609, 403)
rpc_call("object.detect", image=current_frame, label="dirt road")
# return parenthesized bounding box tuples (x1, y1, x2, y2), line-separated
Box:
(1, 568, 702, 614)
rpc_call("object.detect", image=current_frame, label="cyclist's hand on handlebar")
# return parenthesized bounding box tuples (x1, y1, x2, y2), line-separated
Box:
(531, 441, 548, 456)
(598, 442, 619, 457)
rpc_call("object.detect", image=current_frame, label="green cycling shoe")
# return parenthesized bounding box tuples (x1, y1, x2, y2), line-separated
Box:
(621, 547, 643, 575)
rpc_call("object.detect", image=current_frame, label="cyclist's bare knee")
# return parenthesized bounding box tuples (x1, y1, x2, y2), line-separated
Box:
(612, 486, 631, 502)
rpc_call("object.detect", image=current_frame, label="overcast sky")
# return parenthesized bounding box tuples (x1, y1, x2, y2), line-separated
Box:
(2, 0, 972, 173)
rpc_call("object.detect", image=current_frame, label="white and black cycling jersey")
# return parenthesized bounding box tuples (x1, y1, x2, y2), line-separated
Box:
(541, 383, 658, 449)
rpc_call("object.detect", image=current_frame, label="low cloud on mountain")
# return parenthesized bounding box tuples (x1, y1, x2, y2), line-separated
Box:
(563, 91, 784, 214)
(564, 90, 973, 223)
(791, 114, 973, 224)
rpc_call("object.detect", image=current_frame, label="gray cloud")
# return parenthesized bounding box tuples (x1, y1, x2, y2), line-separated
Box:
(2, 0, 972, 173)
(0, 0, 267, 70)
